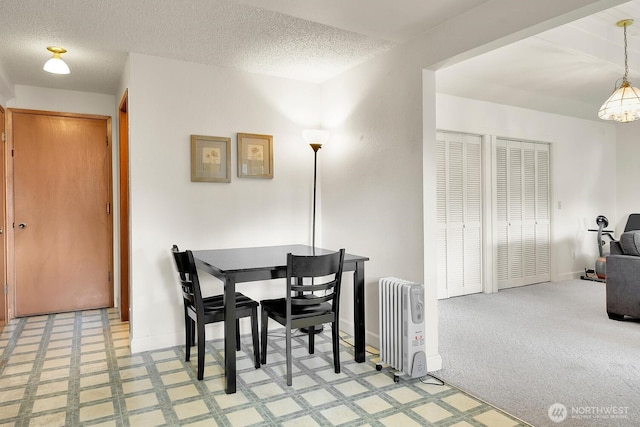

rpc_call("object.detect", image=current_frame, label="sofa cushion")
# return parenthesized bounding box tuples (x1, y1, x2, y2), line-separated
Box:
(620, 230, 640, 256)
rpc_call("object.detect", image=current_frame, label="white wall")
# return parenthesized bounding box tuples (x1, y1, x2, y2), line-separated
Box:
(436, 93, 617, 280)
(127, 53, 323, 351)
(320, 42, 441, 369)
(7, 85, 116, 117)
(314, 0, 616, 373)
(615, 122, 640, 233)
(0, 62, 14, 106)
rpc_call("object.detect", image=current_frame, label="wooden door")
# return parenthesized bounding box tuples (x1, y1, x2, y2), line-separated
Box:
(11, 109, 112, 316)
(0, 106, 5, 328)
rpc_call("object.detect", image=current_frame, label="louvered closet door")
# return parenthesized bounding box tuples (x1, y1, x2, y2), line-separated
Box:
(495, 139, 550, 289)
(436, 132, 483, 299)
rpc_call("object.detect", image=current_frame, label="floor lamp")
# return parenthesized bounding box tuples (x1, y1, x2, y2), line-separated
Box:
(302, 129, 330, 252)
(302, 129, 330, 334)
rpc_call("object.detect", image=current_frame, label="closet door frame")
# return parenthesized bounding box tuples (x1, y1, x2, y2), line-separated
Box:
(436, 130, 486, 299)
(490, 136, 552, 291)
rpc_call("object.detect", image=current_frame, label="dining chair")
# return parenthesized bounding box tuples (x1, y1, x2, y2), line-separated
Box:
(260, 248, 345, 386)
(171, 245, 260, 380)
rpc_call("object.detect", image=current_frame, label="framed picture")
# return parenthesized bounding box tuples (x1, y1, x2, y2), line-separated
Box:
(237, 133, 273, 179)
(191, 135, 231, 183)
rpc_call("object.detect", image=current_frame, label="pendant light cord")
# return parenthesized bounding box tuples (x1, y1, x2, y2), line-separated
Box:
(624, 22, 630, 83)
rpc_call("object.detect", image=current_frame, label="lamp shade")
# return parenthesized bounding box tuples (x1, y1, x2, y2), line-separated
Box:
(43, 57, 70, 74)
(302, 129, 330, 144)
(598, 81, 640, 122)
(43, 47, 70, 74)
(598, 20, 640, 123)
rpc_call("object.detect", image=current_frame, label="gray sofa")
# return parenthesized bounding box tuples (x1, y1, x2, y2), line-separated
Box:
(606, 230, 640, 320)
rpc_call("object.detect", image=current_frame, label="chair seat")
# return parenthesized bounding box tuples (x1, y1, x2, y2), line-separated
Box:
(261, 298, 333, 318)
(188, 292, 259, 323)
(202, 292, 259, 311)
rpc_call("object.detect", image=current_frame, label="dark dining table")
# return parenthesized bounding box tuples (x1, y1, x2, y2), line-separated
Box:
(192, 244, 370, 394)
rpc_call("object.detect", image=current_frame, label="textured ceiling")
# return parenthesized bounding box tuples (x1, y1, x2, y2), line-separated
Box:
(0, 0, 488, 94)
(437, 0, 640, 119)
(0, 0, 639, 121)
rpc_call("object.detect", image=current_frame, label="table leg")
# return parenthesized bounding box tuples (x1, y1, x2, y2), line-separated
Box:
(224, 276, 237, 394)
(353, 261, 366, 362)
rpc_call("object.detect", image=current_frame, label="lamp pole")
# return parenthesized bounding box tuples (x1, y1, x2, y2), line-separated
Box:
(310, 143, 322, 252)
(302, 140, 324, 335)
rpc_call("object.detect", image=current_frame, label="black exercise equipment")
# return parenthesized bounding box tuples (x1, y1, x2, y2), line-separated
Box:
(581, 215, 615, 282)
(581, 214, 640, 282)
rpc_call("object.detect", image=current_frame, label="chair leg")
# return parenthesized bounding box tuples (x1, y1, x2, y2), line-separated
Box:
(184, 310, 192, 362)
(308, 326, 315, 354)
(251, 307, 260, 368)
(196, 320, 205, 380)
(260, 308, 268, 365)
(235, 319, 241, 351)
(286, 326, 292, 386)
(190, 319, 196, 349)
(332, 321, 340, 374)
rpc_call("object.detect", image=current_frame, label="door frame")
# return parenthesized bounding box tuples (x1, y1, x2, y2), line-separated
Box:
(6, 108, 113, 319)
(491, 136, 552, 291)
(0, 105, 6, 327)
(119, 90, 130, 322)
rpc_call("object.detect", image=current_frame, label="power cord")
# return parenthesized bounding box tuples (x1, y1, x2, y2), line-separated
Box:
(337, 330, 380, 356)
(337, 331, 443, 386)
(420, 373, 445, 386)
(269, 325, 445, 386)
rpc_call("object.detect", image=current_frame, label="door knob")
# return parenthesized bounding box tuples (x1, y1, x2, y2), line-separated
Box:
(18, 223, 27, 229)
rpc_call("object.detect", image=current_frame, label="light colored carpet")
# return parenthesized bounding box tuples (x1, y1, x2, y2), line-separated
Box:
(435, 280, 640, 427)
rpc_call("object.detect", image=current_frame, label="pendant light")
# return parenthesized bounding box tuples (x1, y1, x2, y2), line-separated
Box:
(43, 46, 70, 74)
(598, 19, 640, 123)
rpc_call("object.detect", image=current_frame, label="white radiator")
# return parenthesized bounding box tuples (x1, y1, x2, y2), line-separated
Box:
(378, 278, 427, 379)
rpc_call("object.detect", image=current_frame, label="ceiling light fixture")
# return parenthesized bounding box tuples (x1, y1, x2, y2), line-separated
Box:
(598, 19, 640, 123)
(43, 46, 70, 74)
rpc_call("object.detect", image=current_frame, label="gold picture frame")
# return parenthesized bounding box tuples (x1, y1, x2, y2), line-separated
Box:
(191, 135, 231, 183)
(237, 133, 273, 179)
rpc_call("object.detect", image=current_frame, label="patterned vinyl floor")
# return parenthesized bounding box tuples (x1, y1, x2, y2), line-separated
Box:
(0, 309, 530, 426)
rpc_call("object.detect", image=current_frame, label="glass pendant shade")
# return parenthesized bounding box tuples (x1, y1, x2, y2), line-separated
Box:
(599, 19, 640, 122)
(598, 81, 640, 122)
(43, 47, 70, 74)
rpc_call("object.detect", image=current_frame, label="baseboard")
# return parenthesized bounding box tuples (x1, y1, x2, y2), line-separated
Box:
(130, 319, 256, 353)
(131, 332, 181, 354)
(349, 319, 443, 372)
(130, 319, 444, 372)
(558, 271, 586, 281)
(428, 353, 443, 371)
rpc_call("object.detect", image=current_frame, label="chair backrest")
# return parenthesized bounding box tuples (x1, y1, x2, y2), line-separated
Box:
(286, 249, 345, 313)
(171, 245, 205, 314)
(624, 214, 640, 232)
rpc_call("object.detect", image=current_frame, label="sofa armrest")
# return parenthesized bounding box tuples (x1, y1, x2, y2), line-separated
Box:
(610, 241, 623, 255)
(606, 254, 640, 318)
